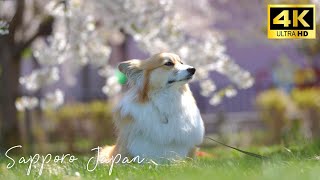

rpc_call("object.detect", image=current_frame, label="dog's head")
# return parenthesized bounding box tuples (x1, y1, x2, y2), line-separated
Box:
(118, 53, 196, 90)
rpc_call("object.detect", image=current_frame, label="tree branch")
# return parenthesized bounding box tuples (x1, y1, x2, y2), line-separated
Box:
(15, 16, 54, 59)
(9, 0, 25, 39)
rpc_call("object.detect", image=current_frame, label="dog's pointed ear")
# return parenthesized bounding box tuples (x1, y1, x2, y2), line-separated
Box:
(118, 59, 143, 84)
(118, 59, 142, 75)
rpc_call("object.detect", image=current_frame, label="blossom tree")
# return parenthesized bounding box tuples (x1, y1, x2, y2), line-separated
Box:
(0, 0, 254, 150)
(24, 0, 254, 105)
(0, 0, 55, 150)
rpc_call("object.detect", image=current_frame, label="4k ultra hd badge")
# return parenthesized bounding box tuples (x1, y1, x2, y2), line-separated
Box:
(268, 4, 316, 39)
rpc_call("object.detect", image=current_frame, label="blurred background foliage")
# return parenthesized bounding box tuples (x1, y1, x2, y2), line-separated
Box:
(17, 101, 114, 154)
(257, 88, 320, 144)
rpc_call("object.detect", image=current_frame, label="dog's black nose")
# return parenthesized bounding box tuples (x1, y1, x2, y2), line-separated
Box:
(187, 68, 196, 75)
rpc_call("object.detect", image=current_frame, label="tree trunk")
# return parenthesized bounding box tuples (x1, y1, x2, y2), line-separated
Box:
(0, 36, 22, 152)
(308, 108, 320, 139)
(270, 108, 285, 144)
(24, 109, 34, 154)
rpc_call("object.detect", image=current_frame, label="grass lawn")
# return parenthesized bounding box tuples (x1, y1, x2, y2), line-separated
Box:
(1, 141, 320, 180)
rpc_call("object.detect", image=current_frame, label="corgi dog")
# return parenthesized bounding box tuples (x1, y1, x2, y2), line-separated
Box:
(99, 52, 204, 163)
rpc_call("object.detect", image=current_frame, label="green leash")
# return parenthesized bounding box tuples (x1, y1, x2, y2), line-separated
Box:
(205, 136, 267, 159)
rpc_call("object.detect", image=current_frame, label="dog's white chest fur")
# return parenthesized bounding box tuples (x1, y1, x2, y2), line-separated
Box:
(117, 87, 204, 161)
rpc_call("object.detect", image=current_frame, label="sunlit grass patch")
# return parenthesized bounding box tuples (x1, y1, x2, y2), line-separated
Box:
(1, 141, 320, 180)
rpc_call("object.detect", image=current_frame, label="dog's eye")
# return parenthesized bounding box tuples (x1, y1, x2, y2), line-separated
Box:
(164, 61, 174, 66)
